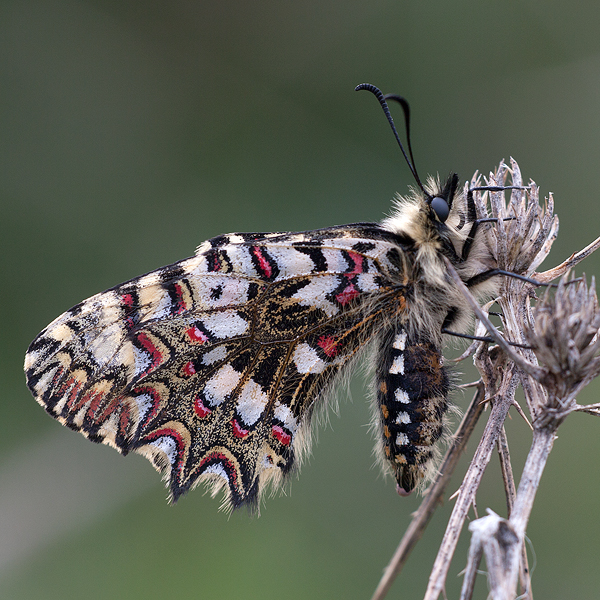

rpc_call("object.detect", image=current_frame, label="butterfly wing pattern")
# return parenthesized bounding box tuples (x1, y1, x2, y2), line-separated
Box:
(25, 175, 498, 511)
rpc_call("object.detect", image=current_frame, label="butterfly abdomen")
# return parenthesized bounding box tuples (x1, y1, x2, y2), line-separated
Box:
(375, 327, 449, 494)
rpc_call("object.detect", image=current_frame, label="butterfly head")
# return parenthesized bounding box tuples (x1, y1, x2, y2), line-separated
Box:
(356, 84, 490, 266)
(381, 172, 465, 250)
(427, 172, 458, 224)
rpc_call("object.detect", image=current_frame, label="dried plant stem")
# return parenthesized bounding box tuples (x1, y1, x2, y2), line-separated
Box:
(535, 234, 600, 284)
(370, 384, 486, 600)
(497, 428, 515, 516)
(510, 427, 555, 537)
(424, 368, 519, 600)
(462, 427, 556, 600)
(497, 427, 532, 598)
(574, 402, 600, 416)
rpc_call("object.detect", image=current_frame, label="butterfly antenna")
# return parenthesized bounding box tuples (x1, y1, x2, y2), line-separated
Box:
(355, 83, 428, 197)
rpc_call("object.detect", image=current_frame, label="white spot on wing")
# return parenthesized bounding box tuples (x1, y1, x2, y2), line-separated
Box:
(203, 462, 229, 483)
(227, 246, 257, 276)
(265, 247, 314, 279)
(396, 432, 409, 446)
(320, 248, 348, 272)
(202, 346, 228, 365)
(291, 276, 340, 318)
(133, 345, 151, 377)
(228, 234, 245, 244)
(189, 276, 252, 310)
(293, 343, 326, 374)
(47, 322, 75, 344)
(204, 364, 242, 406)
(97, 412, 119, 443)
(135, 393, 154, 423)
(201, 311, 248, 338)
(237, 379, 269, 425)
(87, 323, 126, 367)
(136, 273, 161, 291)
(150, 292, 173, 321)
(151, 436, 177, 465)
(273, 402, 299, 433)
(135, 279, 179, 323)
(357, 273, 379, 291)
(33, 365, 59, 394)
(196, 240, 211, 254)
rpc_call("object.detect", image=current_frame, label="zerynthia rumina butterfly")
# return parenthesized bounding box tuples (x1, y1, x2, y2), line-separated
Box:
(24, 84, 502, 511)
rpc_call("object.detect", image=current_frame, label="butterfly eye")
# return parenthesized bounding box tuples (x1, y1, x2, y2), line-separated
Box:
(430, 196, 450, 222)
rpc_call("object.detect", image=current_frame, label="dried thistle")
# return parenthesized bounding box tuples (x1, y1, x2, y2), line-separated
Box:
(526, 275, 600, 427)
(482, 159, 558, 279)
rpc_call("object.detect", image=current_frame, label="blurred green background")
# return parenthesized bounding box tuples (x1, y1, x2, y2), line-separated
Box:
(2, 1, 600, 598)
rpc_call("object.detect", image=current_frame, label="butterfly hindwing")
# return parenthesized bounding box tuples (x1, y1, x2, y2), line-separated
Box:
(25, 225, 416, 509)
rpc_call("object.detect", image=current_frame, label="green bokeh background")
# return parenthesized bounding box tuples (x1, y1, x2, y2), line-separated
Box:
(2, 1, 600, 598)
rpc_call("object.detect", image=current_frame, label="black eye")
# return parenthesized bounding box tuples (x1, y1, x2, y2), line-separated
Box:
(430, 196, 450, 222)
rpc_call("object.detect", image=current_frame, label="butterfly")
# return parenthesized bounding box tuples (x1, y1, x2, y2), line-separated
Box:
(24, 84, 500, 511)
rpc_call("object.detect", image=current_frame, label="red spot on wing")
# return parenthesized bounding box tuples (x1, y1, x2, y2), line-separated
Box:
(194, 396, 212, 418)
(209, 251, 222, 272)
(346, 251, 364, 276)
(97, 398, 120, 423)
(67, 380, 83, 405)
(335, 251, 365, 305)
(85, 389, 106, 419)
(182, 361, 196, 377)
(49, 366, 65, 392)
(119, 406, 133, 436)
(121, 293, 136, 328)
(231, 418, 249, 439)
(173, 283, 187, 314)
(135, 333, 164, 373)
(121, 293, 134, 307)
(336, 283, 359, 305)
(196, 452, 238, 487)
(251, 246, 273, 279)
(57, 376, 75, 397)
(148, 427, 184, 445)
(186, 326, 209, 344)
(61, 377, 85, 412)
(317, 335, 339, 357)
(272, 425, 291, 446)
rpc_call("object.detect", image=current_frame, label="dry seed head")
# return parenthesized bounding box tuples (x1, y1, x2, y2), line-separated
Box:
(526, 274, 600, 411)
(469, 159, 558, 279)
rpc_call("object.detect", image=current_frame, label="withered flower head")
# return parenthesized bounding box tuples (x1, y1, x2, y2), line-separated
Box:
(469, 159, 558, 279)
(526, 274, 600, 414)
